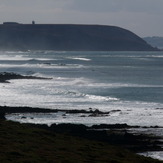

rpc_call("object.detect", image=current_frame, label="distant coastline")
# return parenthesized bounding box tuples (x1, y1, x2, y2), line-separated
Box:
(143, 36, 163, 50)
(0, 23, 158, 51)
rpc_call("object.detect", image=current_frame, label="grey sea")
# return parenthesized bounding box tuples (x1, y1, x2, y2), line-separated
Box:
(0, 50, 162, 127)
(1, 50, 163, 160)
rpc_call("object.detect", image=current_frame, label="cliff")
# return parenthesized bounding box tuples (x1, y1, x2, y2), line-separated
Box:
(0, 23, 157, 51)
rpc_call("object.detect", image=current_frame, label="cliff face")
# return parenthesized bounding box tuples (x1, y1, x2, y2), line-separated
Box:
(0, 24, 157, 51)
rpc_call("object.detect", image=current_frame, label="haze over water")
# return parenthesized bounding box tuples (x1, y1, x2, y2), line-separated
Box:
(1, 51, 163, 126)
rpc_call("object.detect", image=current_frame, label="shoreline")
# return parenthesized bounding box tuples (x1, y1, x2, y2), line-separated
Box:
(0, 119, 162, 162)
(1, 105, 163, 154)
(0, 72, 52, 83)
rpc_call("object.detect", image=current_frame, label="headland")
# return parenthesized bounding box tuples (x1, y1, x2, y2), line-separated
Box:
(0, 22, 158, 51)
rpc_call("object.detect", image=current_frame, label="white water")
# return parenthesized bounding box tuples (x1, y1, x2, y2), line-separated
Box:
(1, 50, 163, 160)
(0, 51, 162, 126)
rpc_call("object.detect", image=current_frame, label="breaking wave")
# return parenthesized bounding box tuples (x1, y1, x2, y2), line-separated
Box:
(65, 90, 119, 102)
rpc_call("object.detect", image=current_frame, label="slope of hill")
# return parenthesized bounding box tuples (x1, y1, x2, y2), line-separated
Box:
(0, 23, 157, 51)
(143, 36, 163, 49)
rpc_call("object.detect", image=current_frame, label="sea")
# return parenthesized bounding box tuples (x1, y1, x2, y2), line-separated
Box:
(1, 50, 163, 160)
(0, 50, 162, 126)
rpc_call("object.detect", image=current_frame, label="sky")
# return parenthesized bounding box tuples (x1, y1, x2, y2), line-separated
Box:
(0, 0, 163, 37)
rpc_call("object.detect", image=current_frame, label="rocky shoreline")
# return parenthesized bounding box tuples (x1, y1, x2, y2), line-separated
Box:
(0, 119, 162, 163)
(0, 72, 52, 83)
(0, 73, 162, 159)
(31, 123, 163, 153)
(0, 105, 163, 154)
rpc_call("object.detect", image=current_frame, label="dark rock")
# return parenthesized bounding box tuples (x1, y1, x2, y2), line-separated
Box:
(88, 113, 108, 117)
(1, 105, 163, 152)
(0, 112, 6, 120)
(21, 116, 27, 119)
(0, 72, 52, 83)
(80, 115, 86, 117)
(51, 123, 87, 131)
(109, 110, 121, 113)
(0, 105, 57, 114)
(91, 123, 131, 129)
(45, 123, 163, 152)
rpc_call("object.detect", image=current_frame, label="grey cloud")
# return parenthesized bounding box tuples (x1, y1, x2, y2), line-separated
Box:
(0, 0, 70, 10)
(70, 0, 163, 14)
(0, 0, 163, 36)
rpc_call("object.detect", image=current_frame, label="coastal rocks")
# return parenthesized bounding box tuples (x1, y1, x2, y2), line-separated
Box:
(1, 105, 163, 153)
(0, 112, 6, 120)
(1, 105, 123, 120)
(88, 109, 109, 117)
(91, 123, 134, 129)
(0, 106, 109, 115)
(1, 106, 112, 121)
(0, 106, 56, 114)
(28, 123, 163, 152)
(0, 72, 52, 83)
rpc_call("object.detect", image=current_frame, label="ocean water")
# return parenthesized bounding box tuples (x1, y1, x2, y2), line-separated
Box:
(0, 50, 163, 126)
(2, 50, 163, 160)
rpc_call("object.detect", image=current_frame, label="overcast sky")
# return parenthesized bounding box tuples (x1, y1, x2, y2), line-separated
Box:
(0, 0, 163, 37)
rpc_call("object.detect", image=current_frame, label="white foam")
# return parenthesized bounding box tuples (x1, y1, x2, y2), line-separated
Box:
(85, 94, 119, 101)
(139, 152, 163, 161)
(0, 55, 31, 61)
(5, 51, 30, 54)
(0, 50, 163, 128)
(150, 55, 163, 58)
(80, 82, 163, 88)
(5, 104, 163, 127)
(72, 57, 91, 61)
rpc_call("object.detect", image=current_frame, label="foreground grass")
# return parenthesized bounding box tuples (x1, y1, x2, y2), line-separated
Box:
(0, 120, 162, 163)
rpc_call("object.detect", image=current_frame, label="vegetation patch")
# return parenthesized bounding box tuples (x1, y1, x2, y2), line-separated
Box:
(0, 119, 162, 163)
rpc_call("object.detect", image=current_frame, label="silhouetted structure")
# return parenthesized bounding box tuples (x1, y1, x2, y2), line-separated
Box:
(3, 22, 19, 25)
